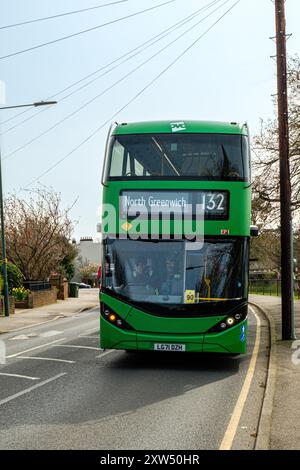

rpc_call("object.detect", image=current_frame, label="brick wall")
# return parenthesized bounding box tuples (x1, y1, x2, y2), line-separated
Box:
(62, 280, 69, 300)
(27, 289, 57, 308)
(50, 275, 68, 300)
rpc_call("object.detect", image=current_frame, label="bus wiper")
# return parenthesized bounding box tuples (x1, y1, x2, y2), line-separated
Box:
(186, 265, 204, 270)
(151, 137, 180, 176)
(221, 145, 230, 177)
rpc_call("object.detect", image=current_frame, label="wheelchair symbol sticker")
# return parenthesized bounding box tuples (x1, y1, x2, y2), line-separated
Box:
(240, 325, 246, 342)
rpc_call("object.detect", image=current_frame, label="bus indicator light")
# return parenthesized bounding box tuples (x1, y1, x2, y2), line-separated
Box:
(101, 304, 134, 331)
(221, 229, 229, 235)
(226, 317, 235, 326)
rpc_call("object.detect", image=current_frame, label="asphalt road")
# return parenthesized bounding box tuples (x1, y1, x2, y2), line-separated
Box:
(0, 306, 269, 450)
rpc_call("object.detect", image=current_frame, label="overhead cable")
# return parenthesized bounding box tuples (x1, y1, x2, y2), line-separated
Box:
(0, 0, 177, 61)
(22, 0, 241, 188)
(3, 0, 230, 160)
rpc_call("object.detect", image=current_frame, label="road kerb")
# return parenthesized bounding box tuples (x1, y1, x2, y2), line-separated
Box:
(249, 301, 277, 450)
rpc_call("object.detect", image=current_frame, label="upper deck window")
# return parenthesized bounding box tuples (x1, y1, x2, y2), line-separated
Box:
(105, 133, 249, 181)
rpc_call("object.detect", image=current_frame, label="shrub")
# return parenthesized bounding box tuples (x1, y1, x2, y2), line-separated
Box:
(0, 262, 23, 292)
(12, 287, 29, 302)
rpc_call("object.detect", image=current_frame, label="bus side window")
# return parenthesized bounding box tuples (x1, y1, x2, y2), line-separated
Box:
(242, 136, 250, 181)
(110, 140, 125, 176)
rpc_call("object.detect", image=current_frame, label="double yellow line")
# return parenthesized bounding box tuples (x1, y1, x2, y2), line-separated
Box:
(219, 306, 261, 450)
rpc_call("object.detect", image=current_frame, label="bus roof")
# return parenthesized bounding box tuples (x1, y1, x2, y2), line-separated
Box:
(112, 120, 248, 136)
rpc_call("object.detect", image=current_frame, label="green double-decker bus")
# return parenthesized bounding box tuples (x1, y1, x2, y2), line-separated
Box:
(100, 120, 252, 354)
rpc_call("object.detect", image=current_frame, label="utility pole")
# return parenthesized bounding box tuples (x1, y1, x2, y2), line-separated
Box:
(0, 148, 9, 317)
(275, 0, 295, 340)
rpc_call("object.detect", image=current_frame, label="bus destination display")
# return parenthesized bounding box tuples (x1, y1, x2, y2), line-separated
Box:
(120, 190, 229, 220)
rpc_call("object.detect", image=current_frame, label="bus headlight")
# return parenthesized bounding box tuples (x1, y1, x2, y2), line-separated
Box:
(208, 306, 248, 333)
(104, 309, 110, 317)
(101, 304, 134, 331)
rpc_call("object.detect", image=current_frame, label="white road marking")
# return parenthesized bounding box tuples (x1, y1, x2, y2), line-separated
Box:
(7, 338, 67, 358)
(219, 306, 261, 450)
(9, 335, 32, 341)
(0, 373, 66, 407)
(9, 331, 63, 340)
(78, 335, 99, 339)
(0, 372, 39, 381)
(4, 316, 61, 333)
(95, 350, 115, 358)
(40, 330, 63, 338)
(18, 356, 75, 364)
(82, 327, 99, 335)
(56, 344, 100, 351)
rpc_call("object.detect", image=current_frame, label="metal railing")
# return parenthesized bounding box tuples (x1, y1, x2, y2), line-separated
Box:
(249, 279, 300, 299)
(23, 280, 52, 292)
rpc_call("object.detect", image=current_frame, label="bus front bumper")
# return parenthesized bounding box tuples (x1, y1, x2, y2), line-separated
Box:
(100, 318, 247, 354)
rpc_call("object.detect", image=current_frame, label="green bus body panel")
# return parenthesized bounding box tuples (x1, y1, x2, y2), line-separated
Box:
(113, 120, 248, 136)
(101, 292, 225, 334)
(100, 316, 247, 354)
(100, 293, 247, 353)
(127, 307, 223, 334)
(203, 319, 247, 354)
(101, 293, 132, 318)
(100, 316, 137, 350)
(102, 180, 251, 237)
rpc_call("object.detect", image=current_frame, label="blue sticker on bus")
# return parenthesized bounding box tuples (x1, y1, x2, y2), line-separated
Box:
(240, 325, 246, 342)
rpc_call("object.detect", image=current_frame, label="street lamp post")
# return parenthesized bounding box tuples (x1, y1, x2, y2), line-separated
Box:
(0, 100, 57, 317)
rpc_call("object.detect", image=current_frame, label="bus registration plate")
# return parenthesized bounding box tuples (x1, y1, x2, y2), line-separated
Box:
(154, 343, 186, 352)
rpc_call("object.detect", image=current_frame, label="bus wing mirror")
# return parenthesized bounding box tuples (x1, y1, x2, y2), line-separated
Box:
(250, 225, 259, 237)
(97, 222, 102, 233)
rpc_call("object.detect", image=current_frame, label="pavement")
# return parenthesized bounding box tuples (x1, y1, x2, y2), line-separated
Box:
(0, 289, 99, 334)
(250, 294, 300, 450)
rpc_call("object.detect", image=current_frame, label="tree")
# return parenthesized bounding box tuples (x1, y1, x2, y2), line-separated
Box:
(250, 229, 281, 275)
(3, 188, 76, 280)
(80, 263, 98, 285)
(59, 241, 78, 281)
(252, 55, 300, 225)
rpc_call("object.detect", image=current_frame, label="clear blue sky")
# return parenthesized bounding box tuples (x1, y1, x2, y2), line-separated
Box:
(0, 0, 299, 239)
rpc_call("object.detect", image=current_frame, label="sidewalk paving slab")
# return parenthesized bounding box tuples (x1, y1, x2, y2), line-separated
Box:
(0, 289, 99, 334)
(250, 294, 300, 450)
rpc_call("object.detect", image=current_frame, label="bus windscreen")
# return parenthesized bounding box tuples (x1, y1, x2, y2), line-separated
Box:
(102, 239, 247, 310)
(107, 133, 249, 181)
